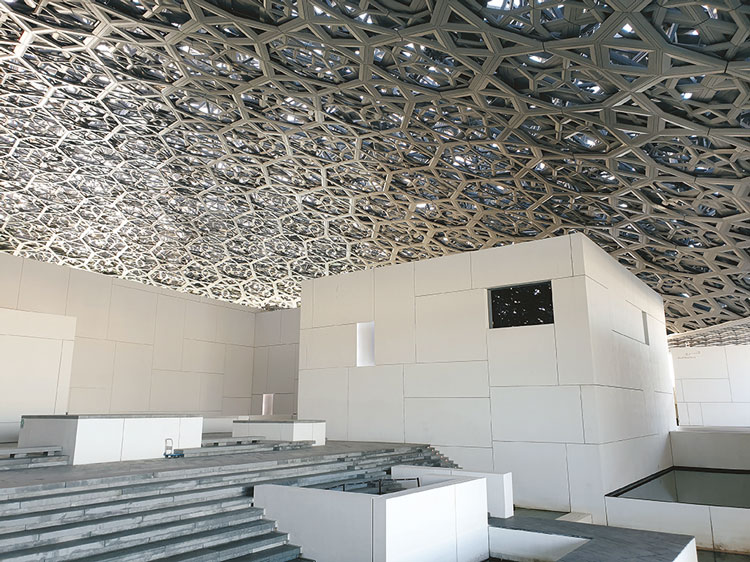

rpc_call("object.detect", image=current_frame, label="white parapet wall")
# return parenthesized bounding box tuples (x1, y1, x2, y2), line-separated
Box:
(672, 344, 750, 427)
(390, 465, 513, 518)
(232, 419, 326, 445)
(297, 233, 675, 523)
(19, 414, 202, 464)
(605, 495, 750, 553)
(0, 308, 76, 442)
(488, 527, 588, 562)
(670, 428, 750, 470)
(255, 476, 490, 562)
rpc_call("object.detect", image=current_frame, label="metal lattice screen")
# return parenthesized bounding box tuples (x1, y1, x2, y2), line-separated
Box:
(0, 0, 749, 334)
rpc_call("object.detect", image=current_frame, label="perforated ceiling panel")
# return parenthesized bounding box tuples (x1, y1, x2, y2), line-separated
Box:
(0, 0, 748, 333)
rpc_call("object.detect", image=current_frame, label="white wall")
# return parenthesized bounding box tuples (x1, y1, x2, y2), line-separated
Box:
(251, 309, 300, 416)
(390, 465, 513, 518)
(255, 476, 489, 562)
(670, 428, 750, 470)
(606, 496, 749, 552)
(297, 234, 675, 523)
(0, 252, 275, 422)
(672, 344, 750, 427)
(0, 308, 76, 441)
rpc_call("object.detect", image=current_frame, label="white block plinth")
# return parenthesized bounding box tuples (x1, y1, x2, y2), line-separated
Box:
(19, 414, 202, 465)
(232, 418, 326, 446)
(391, 465, 513, 519)
(255, 475, 489, 562)
(488, 527, 588, 562)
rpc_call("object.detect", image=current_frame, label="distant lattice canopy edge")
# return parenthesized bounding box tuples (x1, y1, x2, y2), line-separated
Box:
(0, 0, 749, 335)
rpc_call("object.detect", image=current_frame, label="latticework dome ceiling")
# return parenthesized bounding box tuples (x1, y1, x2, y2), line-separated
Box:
(0, 0, 749, 333)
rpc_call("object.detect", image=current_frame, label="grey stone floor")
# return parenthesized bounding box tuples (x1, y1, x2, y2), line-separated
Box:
(513, 507, 567, 520)
(490, 515, 694, 562)
(0, 440, 421, 490)
(698, 552, 750, 562)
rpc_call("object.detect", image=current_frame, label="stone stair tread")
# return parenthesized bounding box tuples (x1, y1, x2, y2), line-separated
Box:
(0, 443, 458, 561)
(161, 534, 296, 562)
(0, 456, 366, 509)
(181, 443, 300, 455)
(181, 442, 315, 457)
(0, 484, 245, 532)
(305, 471, 388, 490)
(68, 525, 284, 562)
(226, 544, 302, 561)
(0, 508, 268, 560)
(0, 457, 69, 471)
(0, 446, 408, 499)
(0, 446, 63, 458)
(200, 439, 263, 447)
(0, 496, 258, 544)
(0, 460, 399, 518)
(246, 467, 388, 493)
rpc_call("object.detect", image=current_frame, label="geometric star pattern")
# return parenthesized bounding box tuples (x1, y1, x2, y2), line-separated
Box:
(0, 0, 749, 334)
(669, 317, 750, 348)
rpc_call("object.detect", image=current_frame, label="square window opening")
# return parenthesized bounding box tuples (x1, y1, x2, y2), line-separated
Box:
(489, 281, 554, 329)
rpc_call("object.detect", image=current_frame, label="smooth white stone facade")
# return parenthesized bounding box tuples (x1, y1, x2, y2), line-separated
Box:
(673, 344, 750, 427)
(0, 252, 300, 430)
(605, 495, 750, 552)
(251, 309, 300, 416)
(390, 465, 513, 519)
(255, 476, 489, 562)
(670, 428, 750, 470)
(488, 527, 589, 562)
(232, 419, 325, 446)
(18, 414, 202, 464)
(0, 308, 76, 442)
(297, 234, 675, 523)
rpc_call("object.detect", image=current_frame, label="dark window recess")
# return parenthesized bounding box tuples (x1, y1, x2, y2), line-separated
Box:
(489, 281, 554, 329)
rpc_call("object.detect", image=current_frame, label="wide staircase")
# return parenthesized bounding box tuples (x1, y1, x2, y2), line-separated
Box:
(0, 442, 454, 561)
(0, 446, 69, 471)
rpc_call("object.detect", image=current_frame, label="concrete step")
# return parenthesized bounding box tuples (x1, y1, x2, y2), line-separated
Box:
(201, 436, 264, 447)
(0, 446, 63, 459)
(0, 456, 375, 516)
(0, 455, 70, 471)
(0, 496, 258, 551)
(0, 445, 414, 499)
(306, 471, 389, 492)
(0, 447, 431, 511)
(0, 451, 428, 524)
(0, 481, 244, 533)
(0, 464, 391, 533)
(161, 537, 300, 561)
(2, 509, 270, 561)
(0, 444, 452, 562)
(74, 529, 289, 562)
(247, 467, 389, 495)
(180, 441, 314, 457)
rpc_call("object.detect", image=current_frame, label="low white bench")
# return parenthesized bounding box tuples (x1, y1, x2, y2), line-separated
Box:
(391, 465, 514, 519)
(232, 418, 326, 446)
(19, 414, 202, 465)
(255, 474, 489, 562)
(0, 445, 62, 459)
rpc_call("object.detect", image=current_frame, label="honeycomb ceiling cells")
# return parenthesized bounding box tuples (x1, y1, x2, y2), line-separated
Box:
(0, 0, 749, 334)
(669, 318, 750, 348)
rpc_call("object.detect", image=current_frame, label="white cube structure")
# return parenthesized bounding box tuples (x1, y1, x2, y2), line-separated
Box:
(390, 465, 513, 519)
(297, 234, 676, 523)
(19, 414, 203, 464)
(672, 344, 750, 427)
(232, 419, 326, 445)
(255, 476, 490, 562)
